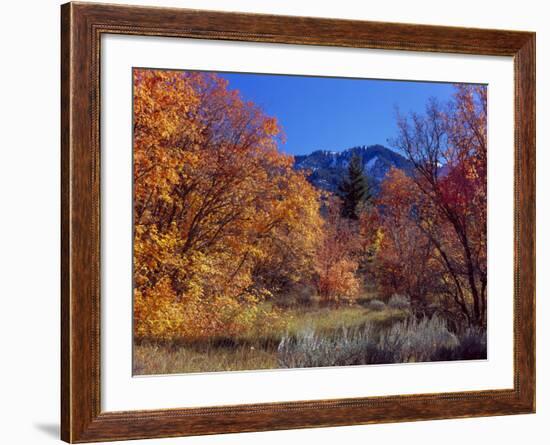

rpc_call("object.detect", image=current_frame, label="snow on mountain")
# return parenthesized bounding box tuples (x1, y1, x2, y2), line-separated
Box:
(293, 144, 413, 194)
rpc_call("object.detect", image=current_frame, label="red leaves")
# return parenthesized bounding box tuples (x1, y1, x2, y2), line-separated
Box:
(381, 85, 487, 326)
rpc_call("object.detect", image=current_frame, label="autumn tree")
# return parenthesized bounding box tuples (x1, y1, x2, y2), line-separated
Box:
(313, 197, 361, 304)
(133, 69, 322, 340)
(375, 168, 438, 308)
(338, 154, 372, 219)
(390, 85, 487, 327)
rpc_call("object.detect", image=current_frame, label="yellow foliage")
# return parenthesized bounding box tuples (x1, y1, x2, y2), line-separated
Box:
(133, 69, 322, 341)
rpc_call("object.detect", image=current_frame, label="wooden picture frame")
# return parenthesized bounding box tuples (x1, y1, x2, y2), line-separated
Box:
(61, 2, 535, 442)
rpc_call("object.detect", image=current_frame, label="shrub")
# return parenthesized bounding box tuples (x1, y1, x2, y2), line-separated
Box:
(378, 315, 459, 363)
(387, 294, 411, 311)
(134, 281, 286, 342)
(277, 315, 486, 368)
(368, 299, 386, 311)
(277, 325, 377, 368)
(454, 326, 487, 360)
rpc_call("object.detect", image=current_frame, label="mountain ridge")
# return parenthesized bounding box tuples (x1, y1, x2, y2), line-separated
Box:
(293, 144, 412, 194)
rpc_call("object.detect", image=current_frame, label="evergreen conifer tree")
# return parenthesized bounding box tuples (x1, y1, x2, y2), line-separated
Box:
(338, 154, 371, 219)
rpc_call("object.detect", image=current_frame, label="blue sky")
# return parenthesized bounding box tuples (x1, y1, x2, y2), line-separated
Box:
(219, 72, 458, 156)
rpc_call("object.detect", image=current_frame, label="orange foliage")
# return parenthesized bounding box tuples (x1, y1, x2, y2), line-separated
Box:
(374, 168, 436, 303)
(133, 69, 322, 341)
(132, 69, 487, 338)
(313, 198, 361, 304)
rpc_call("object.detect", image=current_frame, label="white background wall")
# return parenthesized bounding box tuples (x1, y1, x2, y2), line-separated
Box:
(0, 0, 546, 444)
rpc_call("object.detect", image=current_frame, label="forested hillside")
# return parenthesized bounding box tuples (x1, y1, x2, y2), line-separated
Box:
(294, 144, 413, 194)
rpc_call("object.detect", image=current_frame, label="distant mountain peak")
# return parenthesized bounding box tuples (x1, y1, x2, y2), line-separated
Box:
(293, 144, 412, 194)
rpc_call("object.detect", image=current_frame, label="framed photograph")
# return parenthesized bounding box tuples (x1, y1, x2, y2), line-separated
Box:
(61, 2, 535, 442)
